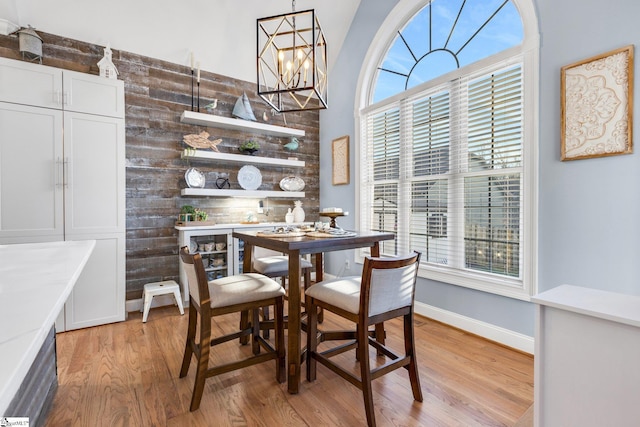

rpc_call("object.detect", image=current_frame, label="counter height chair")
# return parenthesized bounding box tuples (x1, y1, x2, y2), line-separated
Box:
(178, 246, 286, 411)
(251, 247, 319, 338)
(305, 251, 422, 427)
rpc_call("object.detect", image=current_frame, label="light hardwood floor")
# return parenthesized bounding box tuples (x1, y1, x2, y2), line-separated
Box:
(45, 305, 533, 426)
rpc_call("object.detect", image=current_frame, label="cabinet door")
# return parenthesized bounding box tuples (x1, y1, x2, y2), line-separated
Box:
(64, 234, 125, 330)
(63, 70, 125, 118)
(177, 228, 233, 301)
(0, 102, 64, 242)
(64, 112, 125, 236)
(0, 57, 63, 109)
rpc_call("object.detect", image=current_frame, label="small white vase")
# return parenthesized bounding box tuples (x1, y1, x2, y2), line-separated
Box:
(292, 200, 305, 223)
(285, 208, 294, 224)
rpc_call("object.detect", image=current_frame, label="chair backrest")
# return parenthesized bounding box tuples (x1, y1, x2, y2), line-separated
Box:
(179, 246, 210, 306)
(254, 245, 282, 259)
(361, 251, 421, 318)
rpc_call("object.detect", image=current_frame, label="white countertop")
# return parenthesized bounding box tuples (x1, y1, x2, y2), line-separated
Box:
(175, 221, 309, 231)
(531, 284, 640, 328)
(0, 240, 96, 414)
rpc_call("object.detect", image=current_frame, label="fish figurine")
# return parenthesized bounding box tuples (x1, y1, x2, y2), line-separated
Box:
(232, 92, 257, 121)
(183, 131, 222, 151)
(283, 136, 299, 151)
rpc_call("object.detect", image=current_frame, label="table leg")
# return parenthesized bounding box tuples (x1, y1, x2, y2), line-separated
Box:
(287, 250, 302, 394)
(243, 241, 253, 274)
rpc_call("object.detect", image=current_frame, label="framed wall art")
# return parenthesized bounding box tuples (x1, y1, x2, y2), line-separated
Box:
(332, 135, 350, 185)
(561, 45, 634, 161)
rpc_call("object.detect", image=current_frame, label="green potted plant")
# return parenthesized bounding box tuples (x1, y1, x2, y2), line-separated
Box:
(239, 140, 260, 155)
(195, 209, 208, 221)
(180, 205, 196, 221)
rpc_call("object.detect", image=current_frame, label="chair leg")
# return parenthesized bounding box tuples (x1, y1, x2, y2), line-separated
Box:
(239, 310, 249, 345)
(305, 295, 318, 382)
(303, 268, 324, 323)
(142, 292, 152, 323)
(189, 307, 212, 412)
(173, 289, 185, 315)
(252, 308, 261, 355)
(358, 321, 376, 427)
(274, 296, 286, 383)
(262, 276, 285, 339)
(179, 302, 197, 378)
(404, 313, 423, 402)
(374, 322, 385, 356)
(262, 305, 271, 339)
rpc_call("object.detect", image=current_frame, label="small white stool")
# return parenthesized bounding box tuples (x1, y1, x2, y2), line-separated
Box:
(142, 280, 184, 323)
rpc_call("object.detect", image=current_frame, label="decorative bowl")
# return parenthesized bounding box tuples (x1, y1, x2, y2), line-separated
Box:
(279, 176, 306, 192)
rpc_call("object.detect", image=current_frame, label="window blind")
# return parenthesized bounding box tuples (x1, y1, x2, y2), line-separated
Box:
(361, 59, 524, 283)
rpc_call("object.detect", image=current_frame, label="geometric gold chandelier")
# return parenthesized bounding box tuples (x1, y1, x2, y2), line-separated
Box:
(257, 0, 328, 112)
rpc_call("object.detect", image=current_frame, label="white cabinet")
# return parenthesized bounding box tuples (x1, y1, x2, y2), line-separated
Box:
(0, 57, 62, 109)
(532, 285, 640, 427)
(175, 224, 291, 300)
(0, 57, 125, 331)
(176, 227, 234, 299)
(0, 57, 124, 117)
(0, 102, 64, 240)
(64, 111, 126, 236)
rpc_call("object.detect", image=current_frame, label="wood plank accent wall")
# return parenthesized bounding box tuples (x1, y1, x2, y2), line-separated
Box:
(5, 326, 57, 426)
(0, 32, 320, 300)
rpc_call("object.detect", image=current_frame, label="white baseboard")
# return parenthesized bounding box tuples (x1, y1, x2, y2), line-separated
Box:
(414, 301, 534, 354)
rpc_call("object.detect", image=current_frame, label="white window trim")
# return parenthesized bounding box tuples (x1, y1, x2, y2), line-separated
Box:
(354, 0, 539, 301)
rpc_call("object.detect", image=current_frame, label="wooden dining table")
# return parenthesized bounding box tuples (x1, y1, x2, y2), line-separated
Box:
(232, 229, 395, 394)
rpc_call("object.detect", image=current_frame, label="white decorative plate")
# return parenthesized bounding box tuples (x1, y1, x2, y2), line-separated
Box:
(238, 165, 262, 191)
(279, 176, 306, 192)
(185, 167, 205, 188)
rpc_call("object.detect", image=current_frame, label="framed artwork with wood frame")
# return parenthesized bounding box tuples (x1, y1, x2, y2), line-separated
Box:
(332, 135, 350, 185)
(561, 45, 634, 161)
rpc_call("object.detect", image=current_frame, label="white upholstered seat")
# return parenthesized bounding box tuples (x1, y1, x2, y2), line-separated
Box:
(253, 255, 313, 275)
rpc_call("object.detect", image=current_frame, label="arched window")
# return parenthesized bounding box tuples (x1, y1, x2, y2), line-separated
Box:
(357, 0, 539, 299)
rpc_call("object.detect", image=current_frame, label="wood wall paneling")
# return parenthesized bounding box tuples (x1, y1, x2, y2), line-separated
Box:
(0, 32, 320, 300)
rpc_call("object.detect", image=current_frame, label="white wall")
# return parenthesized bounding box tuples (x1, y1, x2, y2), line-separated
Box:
(320, 0, 640, 339)
(0, 0, 360, 83)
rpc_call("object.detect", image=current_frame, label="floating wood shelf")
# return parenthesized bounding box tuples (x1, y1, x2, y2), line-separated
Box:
(181, 149, 305, 168)
(180, 111, 305, 137)
(181, 188, 305, 198)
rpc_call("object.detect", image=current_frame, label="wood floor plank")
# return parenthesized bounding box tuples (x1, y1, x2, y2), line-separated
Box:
(45, 306, 533, 426)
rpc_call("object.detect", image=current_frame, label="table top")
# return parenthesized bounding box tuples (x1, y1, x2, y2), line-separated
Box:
(0, 240, 96, 414)
(232, 230, 395, 255)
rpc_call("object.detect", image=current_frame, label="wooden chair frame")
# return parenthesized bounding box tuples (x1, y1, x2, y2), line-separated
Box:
(305, 252, 422, 427)
(178, 246, 285, 411)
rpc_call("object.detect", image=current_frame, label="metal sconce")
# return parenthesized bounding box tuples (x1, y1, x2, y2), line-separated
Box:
(257, 1, 328, 112)
(17, 25, 43, 63)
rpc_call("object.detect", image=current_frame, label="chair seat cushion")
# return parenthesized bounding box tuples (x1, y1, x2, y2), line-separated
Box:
(209, 273, 285, 308)
(305, 276, 362, 314)
(253, 255, 313, 275)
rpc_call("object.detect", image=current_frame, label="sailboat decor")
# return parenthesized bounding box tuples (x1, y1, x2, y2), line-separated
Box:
(232, 92, 257, 121)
